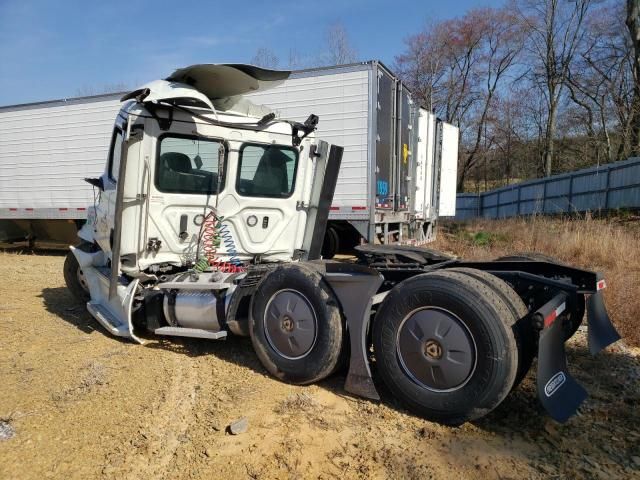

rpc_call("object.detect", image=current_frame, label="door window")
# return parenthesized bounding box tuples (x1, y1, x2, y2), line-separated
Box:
(108, 128, 123, 182)
(236, 144, 298, 198)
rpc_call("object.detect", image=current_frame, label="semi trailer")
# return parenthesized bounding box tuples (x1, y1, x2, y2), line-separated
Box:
(0, 61, 458, 255)
(61, 63, 620, 424)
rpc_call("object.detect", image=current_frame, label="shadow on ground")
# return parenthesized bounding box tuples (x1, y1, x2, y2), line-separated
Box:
(40, 283, 640, 477)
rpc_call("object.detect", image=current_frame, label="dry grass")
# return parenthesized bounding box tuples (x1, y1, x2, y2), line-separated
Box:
(432, 215, 640, 346)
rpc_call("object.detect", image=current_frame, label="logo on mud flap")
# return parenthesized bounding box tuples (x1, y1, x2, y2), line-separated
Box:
(544, 372, 566, 397)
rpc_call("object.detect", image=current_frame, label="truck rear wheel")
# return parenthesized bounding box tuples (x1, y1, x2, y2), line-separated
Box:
(321, 226, 338, 259)
(447, 267, 533, 388)
(249, 264, 343, 384)
(372, 271, 518, 425)
(63, 242, 94, 303)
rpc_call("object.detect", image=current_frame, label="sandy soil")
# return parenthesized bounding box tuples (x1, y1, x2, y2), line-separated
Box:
(1, 249, 639, 479)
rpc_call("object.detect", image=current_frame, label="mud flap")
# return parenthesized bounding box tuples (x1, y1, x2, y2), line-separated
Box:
(536, 293, 587, 423)
(586, 290, 620, 355)
(323, 265, 384, 400)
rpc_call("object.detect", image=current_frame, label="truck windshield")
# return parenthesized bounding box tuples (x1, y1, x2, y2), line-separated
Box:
(156, 134, 225, 195)
(236, 143, 298, 198)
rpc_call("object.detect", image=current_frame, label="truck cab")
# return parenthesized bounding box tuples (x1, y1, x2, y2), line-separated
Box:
(64, 64, 620, 426)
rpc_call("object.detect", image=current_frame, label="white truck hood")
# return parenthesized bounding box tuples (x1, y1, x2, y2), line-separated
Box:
(121, 63, 290, 115)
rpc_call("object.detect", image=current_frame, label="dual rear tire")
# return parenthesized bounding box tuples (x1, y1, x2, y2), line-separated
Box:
(250, 264, 528, 424)
(373, 270, 522, 424)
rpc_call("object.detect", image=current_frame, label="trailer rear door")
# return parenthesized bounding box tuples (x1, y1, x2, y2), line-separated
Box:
(414, 109, 436, 219)
(375, 68, 395, 210)
(438, 122, 459, 217)
(395, 85, 413, 211)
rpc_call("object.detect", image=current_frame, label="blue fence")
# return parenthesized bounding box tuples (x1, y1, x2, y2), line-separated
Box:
(454, 157, 640, 220)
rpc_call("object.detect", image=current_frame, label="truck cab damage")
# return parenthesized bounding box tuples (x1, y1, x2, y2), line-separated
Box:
(64, 64, 621, 425)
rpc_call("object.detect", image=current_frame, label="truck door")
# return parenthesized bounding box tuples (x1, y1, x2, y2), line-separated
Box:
(93, 118, 126, 256)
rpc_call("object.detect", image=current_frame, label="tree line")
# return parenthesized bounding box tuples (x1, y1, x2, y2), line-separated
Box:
(395, 0, 640, 191)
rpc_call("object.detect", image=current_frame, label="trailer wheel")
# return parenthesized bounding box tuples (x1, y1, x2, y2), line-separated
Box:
(321, 226, 339, 259)
(495, 253, 585, 339)
(63, 242, 94, 303)
(250, 264, 343, 384)
(373, 270, 518, 425)
(447, 268, 533, 388)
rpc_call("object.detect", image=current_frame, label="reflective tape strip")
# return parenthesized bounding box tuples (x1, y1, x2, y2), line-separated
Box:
(597, 279, 607, 291)
(545, 302, 566, 328)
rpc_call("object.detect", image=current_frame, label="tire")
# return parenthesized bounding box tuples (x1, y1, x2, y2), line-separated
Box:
(249, 264, 344, 384)
(321, 226, 339, 260)
(495, 253, 585, 340)
(447, 268, 534, 388)
(63, 242, 94, 303)
(373, 270, 518, 425)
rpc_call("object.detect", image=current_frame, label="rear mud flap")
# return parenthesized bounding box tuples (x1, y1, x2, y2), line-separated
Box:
(586, 291, 620, 355)
(537, 315, 587, 423)
(536, 288, 620, 423)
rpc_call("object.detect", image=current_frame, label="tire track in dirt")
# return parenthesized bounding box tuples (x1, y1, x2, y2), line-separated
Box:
(103, 352, 199, 480)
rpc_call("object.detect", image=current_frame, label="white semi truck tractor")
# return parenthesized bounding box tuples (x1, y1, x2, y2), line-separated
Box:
(64, 64, 620, 424)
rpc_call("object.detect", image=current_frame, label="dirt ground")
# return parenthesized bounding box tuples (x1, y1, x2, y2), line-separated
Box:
(1, 248, 639, 479)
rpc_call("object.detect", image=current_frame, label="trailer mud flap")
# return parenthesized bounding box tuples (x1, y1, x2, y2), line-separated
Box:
(586, 290, 620, 355)
(535, 293, 587, 423)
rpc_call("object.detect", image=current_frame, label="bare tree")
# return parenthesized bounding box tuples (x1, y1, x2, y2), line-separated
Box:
(251, 48, 279, 69)
(75, 82, 129, 97)
(287, 49, 303, 69)
(517, 0, 592, 176)
(627, 0, 640, 155)
(325, 22, 358, 65)
(457, 8, 526, 189)
(567, 2, 634, 164)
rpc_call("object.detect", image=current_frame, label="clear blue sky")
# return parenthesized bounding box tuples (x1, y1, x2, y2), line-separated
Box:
(0, 0, 504, 105)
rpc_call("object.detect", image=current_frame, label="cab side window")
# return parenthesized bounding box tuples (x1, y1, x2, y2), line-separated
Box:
(108, 128, 124, 182)
(236, 144, 298, 198)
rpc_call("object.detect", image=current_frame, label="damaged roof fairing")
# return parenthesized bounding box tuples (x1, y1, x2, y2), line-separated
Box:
(167, 64, 290, 99)
(121, 64, 289, 118)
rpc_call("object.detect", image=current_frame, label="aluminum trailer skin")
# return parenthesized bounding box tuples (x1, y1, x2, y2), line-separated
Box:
(61, 64, 620, 426)
(0, 61, 457, 254)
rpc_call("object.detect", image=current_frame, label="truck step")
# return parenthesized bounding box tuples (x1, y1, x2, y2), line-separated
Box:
(154, 327, 228, 340)
(87, 302, 130, 337)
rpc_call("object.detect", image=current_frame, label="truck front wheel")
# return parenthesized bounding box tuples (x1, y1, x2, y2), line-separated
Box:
(373, 270, 518, 425)
(249, 264, 344, 384)
(63, 242, 94, 303)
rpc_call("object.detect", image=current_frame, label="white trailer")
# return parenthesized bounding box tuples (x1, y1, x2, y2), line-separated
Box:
(0, 61, 458, 252)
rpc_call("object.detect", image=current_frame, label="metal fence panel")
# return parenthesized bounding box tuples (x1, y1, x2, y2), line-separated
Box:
(452, 157, 640, 220)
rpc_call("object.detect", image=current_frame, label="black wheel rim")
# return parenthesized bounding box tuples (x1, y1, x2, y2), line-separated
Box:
(264, 289, 317, 360)
(76, 266, 89, 293)
(396, 307, 476, 392)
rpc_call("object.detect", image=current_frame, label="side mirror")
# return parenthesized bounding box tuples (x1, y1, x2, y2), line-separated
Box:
(84, 177, 104, 191)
